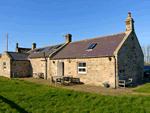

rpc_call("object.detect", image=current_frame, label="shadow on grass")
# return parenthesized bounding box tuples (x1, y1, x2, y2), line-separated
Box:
(0, 95, 28, 113)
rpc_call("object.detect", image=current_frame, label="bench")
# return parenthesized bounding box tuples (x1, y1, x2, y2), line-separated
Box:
(119, 78, 133, 89)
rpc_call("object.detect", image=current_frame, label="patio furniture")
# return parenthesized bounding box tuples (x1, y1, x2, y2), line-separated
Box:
(70, 78, 80, 83)
(119, 78, 133, 89)
(55, 77, 63, 86)
(62, 77, 71, 85)
(50, 75, 73, 86)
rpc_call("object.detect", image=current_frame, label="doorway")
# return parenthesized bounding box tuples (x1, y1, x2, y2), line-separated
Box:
(58, 62, 64, 76)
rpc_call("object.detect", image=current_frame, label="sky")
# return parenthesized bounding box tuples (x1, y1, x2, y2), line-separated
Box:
(0, 0, 150, 54)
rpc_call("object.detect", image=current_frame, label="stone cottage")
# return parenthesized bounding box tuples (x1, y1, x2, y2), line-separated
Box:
(28, 12, 144, 88)
(0, 51, 30, 78)
(0, 13, 144, 88)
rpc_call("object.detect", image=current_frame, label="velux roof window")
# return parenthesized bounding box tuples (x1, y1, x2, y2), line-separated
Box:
(36, 48, 44, 52)
(87, 43, 97, 49)
(45, 47, 52, 50)
(30, 50, 34, 53)
(54, 45, 61, 49)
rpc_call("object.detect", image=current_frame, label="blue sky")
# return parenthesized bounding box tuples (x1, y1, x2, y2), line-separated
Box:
(0, 0, 150, 54)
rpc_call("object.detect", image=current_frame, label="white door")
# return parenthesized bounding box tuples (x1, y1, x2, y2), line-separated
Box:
(58, 62, 64, 76)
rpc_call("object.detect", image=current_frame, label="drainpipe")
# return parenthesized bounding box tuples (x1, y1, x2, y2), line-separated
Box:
(113, 56, 117, 89)
(43, 52, 47, 79)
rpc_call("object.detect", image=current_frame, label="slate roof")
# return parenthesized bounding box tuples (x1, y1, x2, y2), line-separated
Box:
(7, 52, 30, 60)
(51, 32, 126, 59)
(18, 47, 31, 53)
(28, 43, 64, 58)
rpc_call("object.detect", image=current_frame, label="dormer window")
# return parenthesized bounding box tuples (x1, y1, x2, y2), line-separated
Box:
(87, 43, 97, 49)
(54, 45, 61, 49)
(45, 47, 52, 50)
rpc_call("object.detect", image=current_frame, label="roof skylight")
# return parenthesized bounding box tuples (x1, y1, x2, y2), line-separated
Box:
(45, 47, 52, 50)
(88, 43, 97, 49)
(36, 48, 44, 52)
(31, 50, 34, 53)
(54, 45, 61, 49)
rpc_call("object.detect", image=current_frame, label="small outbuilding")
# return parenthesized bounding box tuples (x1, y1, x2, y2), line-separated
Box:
(0, 52, 30, 78)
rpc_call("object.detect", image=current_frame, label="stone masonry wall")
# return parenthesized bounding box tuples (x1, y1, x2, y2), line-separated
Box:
(117, 32, 144, 83)
(29, 58, 48, 78)
(49, 57, 116, 88)
(0, 52, 11, 78)
(11, 61, 30, 77)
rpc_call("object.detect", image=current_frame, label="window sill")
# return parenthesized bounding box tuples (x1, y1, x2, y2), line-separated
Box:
(78, 73, 86, 75)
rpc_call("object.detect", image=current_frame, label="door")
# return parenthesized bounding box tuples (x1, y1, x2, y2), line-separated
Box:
(58, 61, 64, 76)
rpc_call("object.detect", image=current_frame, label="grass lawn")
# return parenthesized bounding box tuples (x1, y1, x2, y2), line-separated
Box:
(132, 83, 150, 93)
(0, 76, 150, 113)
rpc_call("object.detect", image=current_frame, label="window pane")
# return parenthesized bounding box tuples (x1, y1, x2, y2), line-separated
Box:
(88, 43, 97, 49)
(79, 68, 82, 72)
(45, 47, 52, 50)
(78, 68, 86, 72)
(54, 45, 61, 49)
(83, 68, 86, 72)
(83, 63, 86, 67)
(79, 63, 83, 67)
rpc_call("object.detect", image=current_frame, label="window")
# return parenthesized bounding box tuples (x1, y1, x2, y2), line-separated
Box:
(45, 47, 52, 50)
(54, 45, 61, 49)
(87, 43, 97, 49)
(31, 50, 35, 53)
(78, 62, 86, 74)
(3, 62, 6, 70)
(36, 48, 44, 52)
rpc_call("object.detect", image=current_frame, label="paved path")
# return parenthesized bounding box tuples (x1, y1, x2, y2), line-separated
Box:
(15, 77, 150, 96)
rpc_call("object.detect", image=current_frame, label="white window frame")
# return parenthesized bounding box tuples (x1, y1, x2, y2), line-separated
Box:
(3, 62, 6, 70)
(77, 62, 86, 74)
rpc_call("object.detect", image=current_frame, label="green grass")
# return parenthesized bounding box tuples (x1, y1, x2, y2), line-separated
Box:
(0, 76, 150, 113)
(132, 83, 150, 93)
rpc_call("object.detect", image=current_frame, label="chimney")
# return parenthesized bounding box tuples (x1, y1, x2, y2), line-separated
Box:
(16, 43, 18, 48)
(128, 12, 131, 18)
(65, 34, 72, 43)
(15, 43, 19, 52)
(32, 43, 36, 50)
(125, 12, 134, 32)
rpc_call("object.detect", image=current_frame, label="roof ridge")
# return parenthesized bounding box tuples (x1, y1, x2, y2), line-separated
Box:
(7, 51, 29, 54)
(34, 43, 65, 50)
(70, 32, 126, 44)
(18, 47, 31, 49)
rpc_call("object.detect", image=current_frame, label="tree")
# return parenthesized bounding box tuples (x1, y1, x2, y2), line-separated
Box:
(142, 45, 150, 64)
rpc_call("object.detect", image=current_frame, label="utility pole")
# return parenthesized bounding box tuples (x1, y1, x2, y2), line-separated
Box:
(6, 33, 8, 51)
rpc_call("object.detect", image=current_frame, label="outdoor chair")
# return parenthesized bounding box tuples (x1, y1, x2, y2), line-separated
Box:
(119, 78, 133, 89)
(63, 77, 71, 85)
(55, 78, 63, 86)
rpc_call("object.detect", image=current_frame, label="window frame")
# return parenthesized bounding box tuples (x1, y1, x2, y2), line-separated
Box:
(77, 62, 86, 74)
(3, 62, 6, 70)
(87, 43, 97, 49)
(45, 47, 52, 50)
(54, 45, 61, 49)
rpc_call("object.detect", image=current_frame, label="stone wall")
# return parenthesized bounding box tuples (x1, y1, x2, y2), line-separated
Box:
(0, 52, 11, 78)
(29, 58, 48, 78)
(11, 60, 30, 77)
(117, 32, 144, 83)
(49, 57, 116, 88)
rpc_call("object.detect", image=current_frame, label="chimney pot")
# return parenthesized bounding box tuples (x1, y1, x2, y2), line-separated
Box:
(16, 43, 18, 48)
(32, 43, 36, 50)
(65, 34, 72, 43)
(128, 12, 131, 17)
